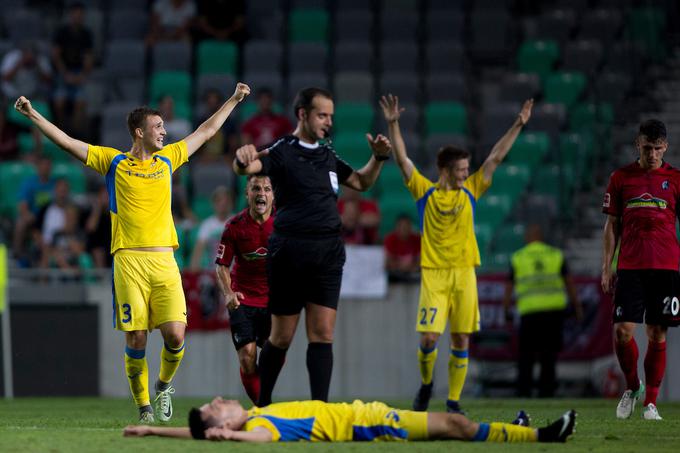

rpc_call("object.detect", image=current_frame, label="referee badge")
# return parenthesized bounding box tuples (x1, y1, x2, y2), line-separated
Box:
(329, 171, 339, 194)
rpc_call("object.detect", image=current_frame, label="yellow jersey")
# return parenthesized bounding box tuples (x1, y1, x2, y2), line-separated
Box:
(85, 142, 188, 254)
(244, 400, 426, 442)
(406, 167, 490, 268)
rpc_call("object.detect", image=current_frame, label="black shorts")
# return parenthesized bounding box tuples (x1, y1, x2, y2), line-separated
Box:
(228, 305, 271, 350)
(267, 234, 346, 316)
(613, 269, 680, 326)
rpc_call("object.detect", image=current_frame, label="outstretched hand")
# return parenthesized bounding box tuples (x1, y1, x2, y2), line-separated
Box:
(205, 426, 235, 441)
(14, 96, 32, 117)
(518, 99, 533, 126)
(379, 94, 404, 123)
(366, 133, 391, 159)
(123, 425, 151, 437)
(233, 82, 251, 102)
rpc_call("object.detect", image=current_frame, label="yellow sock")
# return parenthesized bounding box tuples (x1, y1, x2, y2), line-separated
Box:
(418, 345, 438, 385)
(448, 348, 468, 401)
(125, 347, 149, 407)
(473, 422, 538, 443)
(159, 342, 185, 385)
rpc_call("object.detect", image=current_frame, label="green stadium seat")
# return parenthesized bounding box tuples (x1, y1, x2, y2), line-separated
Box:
(17, 133, 68, 161)
(376, 163, 408, 198)
(486, 252, 511, 273)
(569, 102, 614, 131)
(333, 103, 374, 134)
(379, 193, 418, 238)
(150, 100, 192, 122)
(486, 164, 530, 199)
(531, 164, 574, 212)
(333, 132, 371, 169)
(424, 102, 466, 135)
(289, 9, 329, 43)
(7, 101, 51, 128)
(192, 196, 213, 221)
(506, 132, 550, 170)
(626, 7, 666, 60)
(149, 71, 192, 105)
(52, 162, 86, 194)
(544, 72, 587, 108)
(475, 222, 493, 255)
(475, 194, 512, 228)
(517, 40, 559, 79)
(493, 222, 526, 255)
(196, 40, 238, 75)
(0, 161, 36, 217)
(235, 175, 248, 211)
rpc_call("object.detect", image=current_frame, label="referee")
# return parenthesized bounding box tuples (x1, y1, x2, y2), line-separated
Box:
(233, 87, 391, 405)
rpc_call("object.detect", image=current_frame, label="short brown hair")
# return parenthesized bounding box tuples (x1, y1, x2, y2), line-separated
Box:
(126, 106, 162, 139)
(292, 87, 333, 118)
(436, 146, 470, 171)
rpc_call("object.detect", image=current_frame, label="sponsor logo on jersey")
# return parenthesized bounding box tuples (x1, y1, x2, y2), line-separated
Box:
(217, 243, 225, 259)
(603, 193, 611, 208)
(242, 247, 268, 261)
(625, 193, 667, 209)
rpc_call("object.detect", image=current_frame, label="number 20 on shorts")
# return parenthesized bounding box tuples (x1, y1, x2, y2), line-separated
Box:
(419, 307, 438, 325)
(662, 296, 679, 316)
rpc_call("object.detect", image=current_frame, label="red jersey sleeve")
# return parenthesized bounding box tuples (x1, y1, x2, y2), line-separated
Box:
(603, 171, 622, 217)
(215, 222, 236, 267)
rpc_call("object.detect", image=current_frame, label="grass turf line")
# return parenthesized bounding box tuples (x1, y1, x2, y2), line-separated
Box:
(1, 398, 679, 452)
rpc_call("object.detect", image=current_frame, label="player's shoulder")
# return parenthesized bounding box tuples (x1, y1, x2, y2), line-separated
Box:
(610, 162, 638, 179)
(266, 136, 296, 152)
(227, 209, 250, 227)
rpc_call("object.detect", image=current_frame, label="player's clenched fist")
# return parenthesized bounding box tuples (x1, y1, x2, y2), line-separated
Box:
(14, 96, 32, 116)
(233, 83, 251, 102)
(235, 144, 268, 167)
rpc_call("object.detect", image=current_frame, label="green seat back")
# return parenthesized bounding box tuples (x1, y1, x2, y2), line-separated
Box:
(506, 132, 550, 170)
(197, 40, 238, 75)
(378, 192, 417, 238)
(289, 9, 329, 43)
(0, 161, 37, 217)
(569, 102, 614, 131)
(517, 40, 559, 79)
(52, 162, 86, 194)
(333, 102, 374, 134)
(424, 102, 466, 135)
(149, 71, 192, 104)
(333, 132, 371, 169)
(544, 71, 587, 108)
(7, 101, 51, 128)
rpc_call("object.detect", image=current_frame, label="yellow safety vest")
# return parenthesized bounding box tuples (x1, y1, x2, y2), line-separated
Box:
(511, 241, 567, 316)
(0, 243, 6, 313)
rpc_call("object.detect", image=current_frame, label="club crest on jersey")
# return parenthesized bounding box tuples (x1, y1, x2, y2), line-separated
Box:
(625, 193, 667, 209)
(603, 193, 610, 208)
(242, 247, 268, 261)
(662, 180, 669, 190)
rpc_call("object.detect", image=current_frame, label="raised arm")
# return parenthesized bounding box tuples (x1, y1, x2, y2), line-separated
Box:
(184, 83, 250, 157)
(481, 99, 533, 183)
(379, 94, 415, 181)
(342, 133, 392, 191)
(14, 96, 88, 163)
(215, 263, 244, 311)
(601, 214, 620, 294)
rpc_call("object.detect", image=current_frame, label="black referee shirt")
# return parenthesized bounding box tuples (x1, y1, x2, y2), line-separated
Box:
(259, 135, 354, 238)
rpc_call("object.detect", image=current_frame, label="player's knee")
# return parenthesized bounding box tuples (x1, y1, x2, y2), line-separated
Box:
(614, 325, 634, 343)
(451, 333, 469, 350)
(646, 325, 667, 342)
(163, 332, 184, 348)
(125, 331, 147, 349)
(420, 333, 439, 349)
(447, 413, 474, 440)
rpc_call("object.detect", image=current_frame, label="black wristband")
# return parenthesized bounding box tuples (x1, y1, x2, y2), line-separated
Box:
(235, 158, 247, 169)
(374, 154, 390, 162)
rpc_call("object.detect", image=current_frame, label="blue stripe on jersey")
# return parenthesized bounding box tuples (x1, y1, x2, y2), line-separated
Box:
(416, 187, 436, 233)
(352, 424, 408, 441)
(472, 422, 490, 441)
(106, 154, 127, 214)
(450, 349, 468, 358)
(461, 187, 476, 218)
(125, 346, 146, 359)
(254, 415, 314, 441)
(156, 155, 173, 204)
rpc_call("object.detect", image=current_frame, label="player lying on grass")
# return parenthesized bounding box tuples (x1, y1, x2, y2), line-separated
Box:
(123, 397, 576, 443)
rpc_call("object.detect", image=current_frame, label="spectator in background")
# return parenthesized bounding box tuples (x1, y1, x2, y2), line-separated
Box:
(240, 88, 293, 149)
(338, 187, 379, 245)
(171, 170, 197, 230)
(51, 1, 94, 136)
(0, 106, 19, 161)
(147, 0, 196, 46)
(13, 155, 55, 263)
(157, 95, 192, 144)
(40, 178, 74, 252)
(194, 0, 247, 45)
(384, 214, 421, 282)
(44, 203, 92, 277)
(85, 185, 112, 268)
(1, 41, 52, 101)
(195, 88, 239, 162)
(189, 186, 234, 271)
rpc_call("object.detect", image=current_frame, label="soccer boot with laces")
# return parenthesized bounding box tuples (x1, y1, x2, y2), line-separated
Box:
(643, 403, 663, 420)
(616, 380, 644, 419)
(412, 382, 433, 411)
(138, 410, 155, 424)
(537, 410, 577, 443)
(153, 385, 176, 422)
(511, 410, 530, 426)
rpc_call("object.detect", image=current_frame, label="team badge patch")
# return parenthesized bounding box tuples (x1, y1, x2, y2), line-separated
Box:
(603, 193, 611, 208)
(662, 180, 669, 190)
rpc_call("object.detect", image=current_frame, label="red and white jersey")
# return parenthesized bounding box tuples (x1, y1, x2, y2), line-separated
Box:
(215, 208, 275, 308)
(603, 161, 680, 270)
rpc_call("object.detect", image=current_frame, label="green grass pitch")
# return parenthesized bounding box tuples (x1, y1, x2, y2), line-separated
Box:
(1, 397, 679, 452)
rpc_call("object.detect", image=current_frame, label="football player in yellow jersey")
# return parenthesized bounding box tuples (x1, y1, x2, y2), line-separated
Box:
(379, 95, 533, 414)
(123, 397, 576, 443)
(14, 82, 251, 423)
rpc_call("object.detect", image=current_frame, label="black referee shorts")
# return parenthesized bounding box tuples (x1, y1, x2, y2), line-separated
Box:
(613, 269, 680, 326)
(267, 234, 346, 316)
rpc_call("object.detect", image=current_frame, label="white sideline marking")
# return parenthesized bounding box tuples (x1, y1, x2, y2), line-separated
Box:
(2, 426, 120, 432)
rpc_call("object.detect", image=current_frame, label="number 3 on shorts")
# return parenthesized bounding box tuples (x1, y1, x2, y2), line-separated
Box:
(121, 303, 132, 323)
(419, 307, 438, 325)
